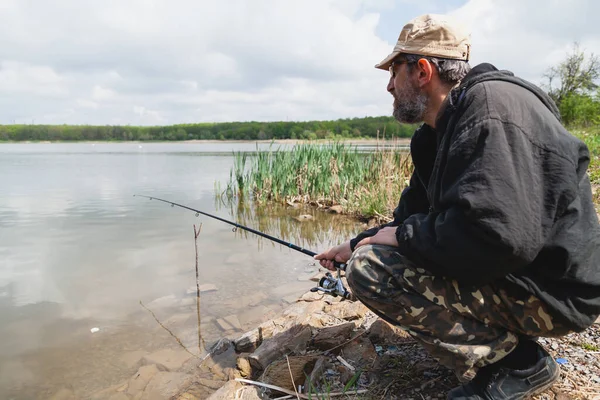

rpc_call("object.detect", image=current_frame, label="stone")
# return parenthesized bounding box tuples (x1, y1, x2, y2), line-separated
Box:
(198, 378, 226, 390)
(206, 380, 262, 400)
(120, 350, 147, 369)
(340, 336, 378, 368)
(224, 314, 242, 330)
(328, 205, 343, 214)
(324, 301, 368, 321)
(237, 356, 253, 378)
(108, 394, 130, 400)
(140, 372, 194, 400)
(127, 364, 161, 397)
(216, 318, 234, 331)
(294, 214, 313, 221)
(186, 284, 218, 295)
(312, 323, 357, 351)
(249, 324, 312, 371)
(142, 349, 193, 371)
(147, 294, 179, 309)
(49, 388, 76, 400)
(282, 294, 300, 304)
(367, 318, 412, 344)
(298, 291, 326, 302)
(261, 355, 320, 391)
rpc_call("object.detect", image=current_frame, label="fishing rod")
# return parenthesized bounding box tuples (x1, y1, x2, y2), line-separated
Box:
(134, 194, 351, 299)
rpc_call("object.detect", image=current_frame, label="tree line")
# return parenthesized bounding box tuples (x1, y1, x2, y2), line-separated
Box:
(0, 116, 417, 142)
(0, 44, 597, 142)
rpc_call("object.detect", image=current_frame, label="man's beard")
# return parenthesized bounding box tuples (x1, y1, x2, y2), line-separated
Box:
(392, 79, 428, 124)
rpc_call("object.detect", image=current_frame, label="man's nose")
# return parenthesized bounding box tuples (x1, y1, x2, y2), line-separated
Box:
(387, 77, 394, 94)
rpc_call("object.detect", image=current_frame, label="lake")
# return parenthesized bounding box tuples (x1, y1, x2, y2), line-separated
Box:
(0, 142, 365, 399)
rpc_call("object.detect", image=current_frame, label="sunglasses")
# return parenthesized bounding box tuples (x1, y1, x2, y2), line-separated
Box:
(389, 59, 413, 79)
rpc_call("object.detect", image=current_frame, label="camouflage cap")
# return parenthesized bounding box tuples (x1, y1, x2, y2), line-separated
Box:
(375, 14, 471, 70)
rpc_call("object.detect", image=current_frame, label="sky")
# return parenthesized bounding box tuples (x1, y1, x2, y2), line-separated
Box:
(0, 0, 598, 126)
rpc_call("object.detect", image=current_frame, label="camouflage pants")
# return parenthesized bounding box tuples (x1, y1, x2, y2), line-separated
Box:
(346, 245, 570, 381)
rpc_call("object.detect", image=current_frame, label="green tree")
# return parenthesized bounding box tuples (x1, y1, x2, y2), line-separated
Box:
(545, 43, 599, 108)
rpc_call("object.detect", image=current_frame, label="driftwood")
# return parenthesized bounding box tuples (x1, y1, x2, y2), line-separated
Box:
(248, 324, 312, 373)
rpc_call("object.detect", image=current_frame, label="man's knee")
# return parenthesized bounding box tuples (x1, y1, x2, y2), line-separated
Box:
(346, 244, 402, 298)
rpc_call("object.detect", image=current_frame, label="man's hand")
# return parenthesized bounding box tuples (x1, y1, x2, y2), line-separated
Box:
(355, 226, 399, 248)
(314, 241, 352, 271)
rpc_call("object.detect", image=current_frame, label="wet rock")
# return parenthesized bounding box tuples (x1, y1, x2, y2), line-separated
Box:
(216, 318, 235, 331)
(142, 349, 192, 371)
(294, 214, 313, 222)
(120, 350, 147, 369)
(224, 315, 242, 331)
(206, 380, 263, 400)
(127, 364, 161, 397)
(48, 388, 76, 400)
(147, 294, 179, 309)
(108, 393, 130, 400)
(298, 290, 327, 302)
(312, 323, 357, 351)
(140, 372, 194, 400)
(328, 205, 344, 214)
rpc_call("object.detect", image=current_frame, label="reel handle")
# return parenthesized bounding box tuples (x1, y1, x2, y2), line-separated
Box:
(333, 261, 347, 271)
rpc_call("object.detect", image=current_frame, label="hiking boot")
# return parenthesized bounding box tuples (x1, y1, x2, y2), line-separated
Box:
(447, 341, 559, 399)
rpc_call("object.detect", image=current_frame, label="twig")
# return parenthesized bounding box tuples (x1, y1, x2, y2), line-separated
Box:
(139, 300, 199, 359)
(193, 223, 206, 354)
(336, 355, 355, 371)
(234, 378, 368, 399)
(285, 355, 300, 400)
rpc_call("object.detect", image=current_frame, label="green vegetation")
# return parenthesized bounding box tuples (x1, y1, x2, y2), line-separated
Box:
(223, 142, 412, 220)
(580, 342, 600, 352)
(0, 117, 416, 142)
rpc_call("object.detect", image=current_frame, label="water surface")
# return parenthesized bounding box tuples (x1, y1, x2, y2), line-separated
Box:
(0, 142, 364, 398)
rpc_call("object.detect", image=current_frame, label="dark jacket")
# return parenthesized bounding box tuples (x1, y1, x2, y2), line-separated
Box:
(351, 63, 600, 331)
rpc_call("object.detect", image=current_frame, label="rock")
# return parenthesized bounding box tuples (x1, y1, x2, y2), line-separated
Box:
(216, 318, 235, 331)
(312, 323, 357, 351)
(341, 336, 378, 368)
(307, 356, 330, 389)
(324, 301, 368, 321)
(234, 328, 264, 353)
(186, 284, 218, 295)
(108, 393, 130, 400)
(237, 356, 253, 378)
(206, 380, 263, 400)
(142, 349, 193, 371)
(176, 393, 199, 400)
(261, 355, 320, 391)
(294, 214, 313, 221)
(298, 291, 327, 302)
(49, 388, 76, 400)
(367, 318, 412, 344)
(249, 324, 312, 372)
(237, 305, 273, 328)
(147, 294, 179, 309)
(120, 350, 147, 369)
(224, 315, 242, 331)
(198, 378, 226, 390)
(127, 364, 161, 397)
(140, 372, 194, 400)
(328, 205, 343, 214)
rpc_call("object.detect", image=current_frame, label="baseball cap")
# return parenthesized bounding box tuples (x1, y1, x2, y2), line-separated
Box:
(375, 14, 471, 70)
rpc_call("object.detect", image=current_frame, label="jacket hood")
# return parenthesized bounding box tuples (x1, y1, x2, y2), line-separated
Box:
(436, 63, 561, 131)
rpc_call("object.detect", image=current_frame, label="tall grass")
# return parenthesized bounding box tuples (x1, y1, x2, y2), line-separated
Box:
(225, 141, 412, 220)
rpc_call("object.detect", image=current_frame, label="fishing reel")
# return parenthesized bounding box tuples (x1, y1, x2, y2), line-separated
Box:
(310, 263, 354, 300)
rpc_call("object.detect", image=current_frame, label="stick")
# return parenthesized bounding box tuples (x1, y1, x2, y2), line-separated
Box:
(285, 355, 300, 400)
(193, 223, 205, 354)
(139, 301, 198, 359)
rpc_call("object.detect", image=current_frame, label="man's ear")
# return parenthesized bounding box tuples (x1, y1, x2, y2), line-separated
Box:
(416, 58, 434, 88)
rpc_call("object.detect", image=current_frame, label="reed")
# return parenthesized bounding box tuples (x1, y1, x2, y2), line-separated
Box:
(225, 141, 413, 221)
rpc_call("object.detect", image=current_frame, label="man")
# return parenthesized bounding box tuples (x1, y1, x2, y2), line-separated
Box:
(315, 14, 600, 399)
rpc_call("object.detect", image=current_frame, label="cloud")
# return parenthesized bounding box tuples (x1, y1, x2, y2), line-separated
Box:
(0, 0, 598, 125)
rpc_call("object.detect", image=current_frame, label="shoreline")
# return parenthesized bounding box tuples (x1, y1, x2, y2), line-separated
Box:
(0, 138, 411, 145)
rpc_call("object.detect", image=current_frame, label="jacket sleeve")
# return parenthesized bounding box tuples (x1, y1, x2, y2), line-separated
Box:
(350, 170, 430, 251)
(395, 117, 568, 285)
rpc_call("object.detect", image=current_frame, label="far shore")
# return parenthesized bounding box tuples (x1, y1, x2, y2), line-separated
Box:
(0, 138, 412, 145)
